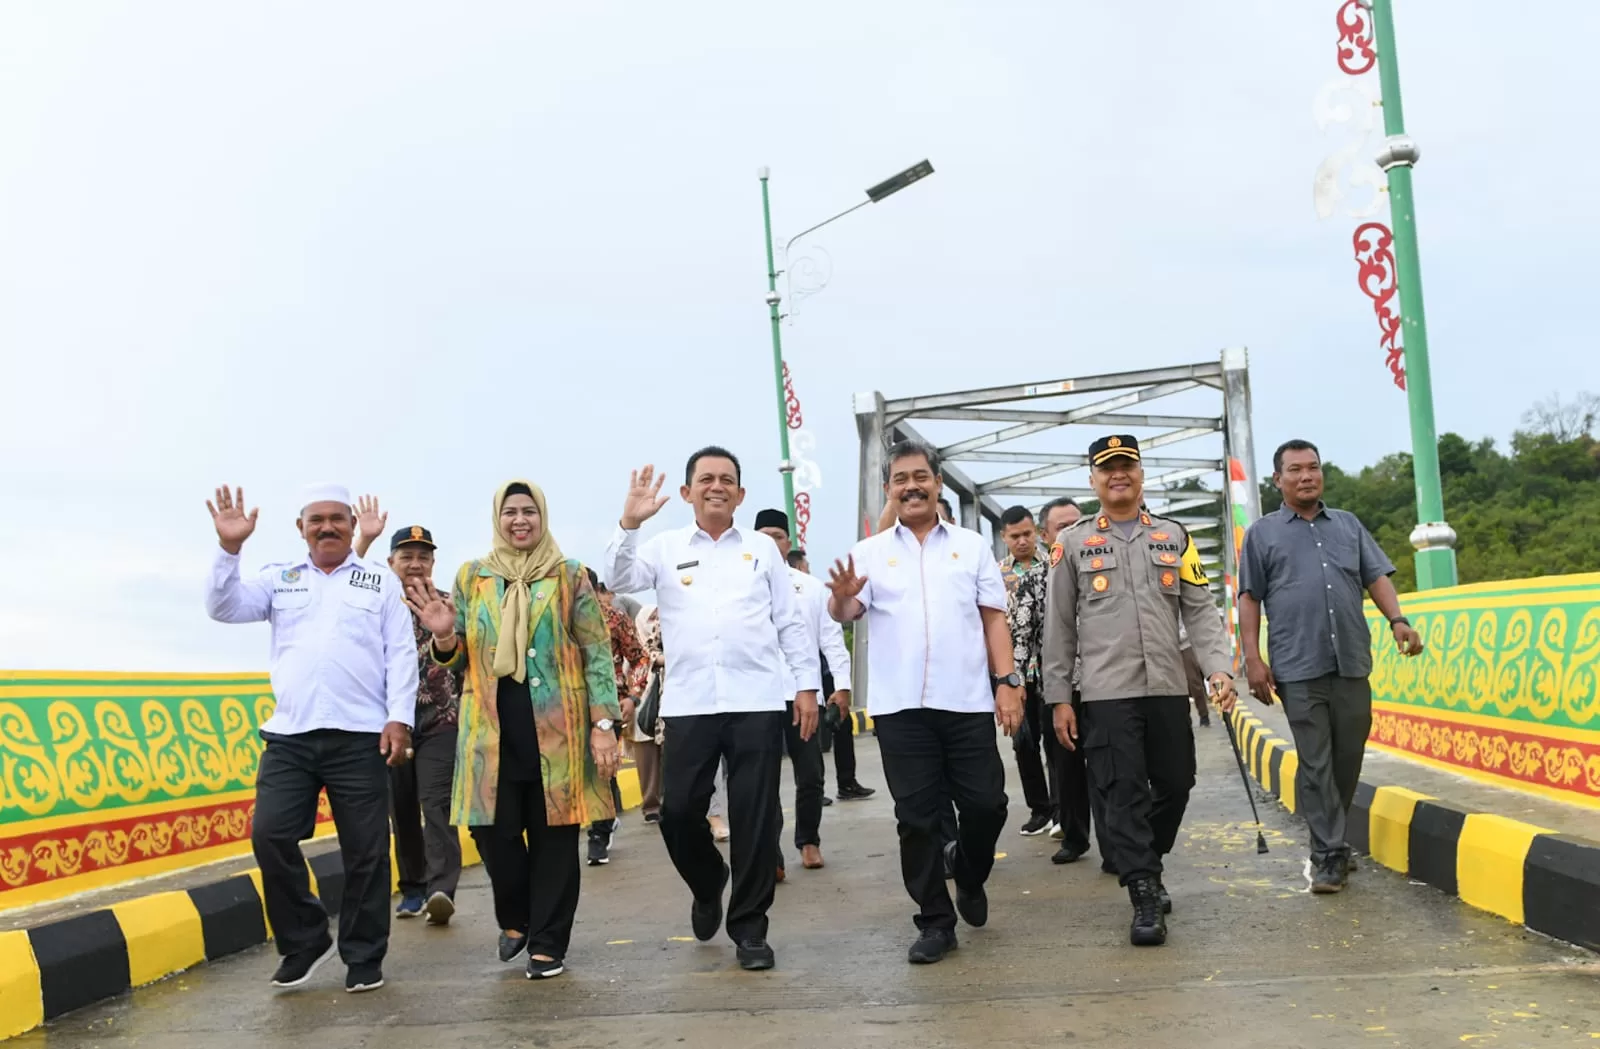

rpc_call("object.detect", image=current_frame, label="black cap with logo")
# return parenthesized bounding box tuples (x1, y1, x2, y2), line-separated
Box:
(390, 525, 437, 552)
(1088, 434, 1142, 467)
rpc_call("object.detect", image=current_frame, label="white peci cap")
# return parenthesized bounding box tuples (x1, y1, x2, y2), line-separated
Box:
(299, 483, 352, 513)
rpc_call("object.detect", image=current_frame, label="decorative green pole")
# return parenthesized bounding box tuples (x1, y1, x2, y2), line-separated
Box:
(758, 166, 799, 545)
(1370, 0, 1457, 589)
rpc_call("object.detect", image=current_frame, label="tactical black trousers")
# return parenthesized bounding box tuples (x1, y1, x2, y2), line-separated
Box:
(1079, 696, 1195, 887)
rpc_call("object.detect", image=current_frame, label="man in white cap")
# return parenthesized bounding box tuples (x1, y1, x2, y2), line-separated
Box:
(205, 483, 418, 994)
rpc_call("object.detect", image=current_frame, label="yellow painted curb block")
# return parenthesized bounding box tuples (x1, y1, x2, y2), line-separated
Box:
(1457, 814, 1550, 926)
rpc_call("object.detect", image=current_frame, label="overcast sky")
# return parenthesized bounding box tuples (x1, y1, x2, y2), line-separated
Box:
(3, 1, 1595, 673)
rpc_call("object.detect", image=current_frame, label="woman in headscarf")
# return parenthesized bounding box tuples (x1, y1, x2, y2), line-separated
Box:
(405, 480, 622, 979)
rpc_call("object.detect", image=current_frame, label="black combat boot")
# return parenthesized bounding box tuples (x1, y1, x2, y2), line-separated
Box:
(1128, 877, 1168, 946)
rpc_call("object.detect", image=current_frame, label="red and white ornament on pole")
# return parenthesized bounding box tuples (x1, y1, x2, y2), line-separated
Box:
(1314, 0, 1404, 391)
(782, 360, 823, 546)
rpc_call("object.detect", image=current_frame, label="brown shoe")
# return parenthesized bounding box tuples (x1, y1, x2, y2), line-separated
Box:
(776, 865, 786, 883)
(801, 845, 824, 869)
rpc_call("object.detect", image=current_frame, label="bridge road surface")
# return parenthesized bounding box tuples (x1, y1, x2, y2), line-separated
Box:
(17, 727, 1598, 1049)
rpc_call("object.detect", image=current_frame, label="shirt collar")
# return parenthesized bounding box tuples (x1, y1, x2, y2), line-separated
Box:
(307, 550, 361, 576)
(1276, 500, 1330, 521)
(689, 522, 744, 545)
(892, 518, 950, 545)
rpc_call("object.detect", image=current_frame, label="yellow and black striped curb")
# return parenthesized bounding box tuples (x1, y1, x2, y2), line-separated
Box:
(0, 768, 640, 1041)
(1225, 710, 1599, 953)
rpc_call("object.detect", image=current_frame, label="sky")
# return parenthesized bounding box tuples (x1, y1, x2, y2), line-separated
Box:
(3, 1, 1597, 673)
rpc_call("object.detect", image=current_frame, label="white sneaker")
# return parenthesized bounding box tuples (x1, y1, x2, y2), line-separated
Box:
(1049, 822, 1064, 841)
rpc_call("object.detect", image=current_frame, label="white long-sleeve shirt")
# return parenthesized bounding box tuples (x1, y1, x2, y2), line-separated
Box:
(844, 520, 1008, 717)
(205, 546, 418, 735)
(785, 567, 847, 704)
(603, 522, 819, 716)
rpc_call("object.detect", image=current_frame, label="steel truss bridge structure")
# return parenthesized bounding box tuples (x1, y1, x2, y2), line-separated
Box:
(849, 348, 1264, 699)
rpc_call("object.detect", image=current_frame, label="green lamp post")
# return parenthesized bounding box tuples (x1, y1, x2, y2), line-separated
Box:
(757, 161, 935, 544)
(1369, 0, 1457, 589)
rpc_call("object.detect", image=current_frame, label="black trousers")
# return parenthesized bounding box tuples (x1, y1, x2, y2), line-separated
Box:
(469, 772, 582, 958)
(1080, 696, 1195, 886)
(390, 726, 461, 899)
(833, 712, 857, 785)
(1048, 694, 1107, 857)
(1013, 687, 1054, 820)
(659, 710, 785, 942)
(783, 701, 825, 848)
(587, 724, 625, 842)
(875, 709, 1009, 932)
(253, 730, 391, 965)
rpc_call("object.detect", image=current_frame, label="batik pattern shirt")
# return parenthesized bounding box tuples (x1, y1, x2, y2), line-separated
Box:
(411, 589, 463, 736)
(603, 603, 649, 701)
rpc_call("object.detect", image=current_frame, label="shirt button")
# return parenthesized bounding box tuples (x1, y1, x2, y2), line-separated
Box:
(529, 676, 542, 687)
(527, 648, 536, 658)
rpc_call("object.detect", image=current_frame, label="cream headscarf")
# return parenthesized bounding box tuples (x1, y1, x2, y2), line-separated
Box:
(484, 480, 565, 683)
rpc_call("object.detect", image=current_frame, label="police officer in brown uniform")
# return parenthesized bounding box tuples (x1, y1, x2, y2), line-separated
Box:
(1042, 435, 1239, 946)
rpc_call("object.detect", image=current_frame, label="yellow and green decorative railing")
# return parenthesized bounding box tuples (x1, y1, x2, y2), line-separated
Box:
(0, 672, 334, 910)
(1360, 573, 1600, 809)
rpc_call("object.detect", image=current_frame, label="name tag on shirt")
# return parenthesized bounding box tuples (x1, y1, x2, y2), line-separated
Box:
(676, 560, 700, 570)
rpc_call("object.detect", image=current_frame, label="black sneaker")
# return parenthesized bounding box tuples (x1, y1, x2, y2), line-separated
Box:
(1019, 814, 1052, 836)
(344, 965, 384, 993)
(692, 865, 729, 941)
(907, 927, 957, 964)
(1157, 880, 1173, 914)
(423, 891, 455, 926)
(837, 782, 877, 800)
(1311, 856, 1346, 894)
(736, 939, 776, 971)
(270, 934, 335, 989)
(1051, 844, 1086, 865)
(821, 796, 834, 806)
(1128, 877, 1167, 947)
(643, 811, 661, 824)
(499, 931, 528, 963)
(945, 841, 988, 928)
(525, 955, 565, 979)
(587, 836, 610, 866)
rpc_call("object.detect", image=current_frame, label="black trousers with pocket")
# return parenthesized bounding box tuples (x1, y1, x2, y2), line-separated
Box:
(659, 710, 785, 943)
(390, 726, 461, 900)
(875, 709, 1009, 932)
(253, 729, 391, 966)
(783, 700, 826, 848)
(1079, 696, 1195, 887)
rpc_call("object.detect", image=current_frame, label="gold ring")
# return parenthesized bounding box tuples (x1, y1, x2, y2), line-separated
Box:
(404, 747, 415, 758)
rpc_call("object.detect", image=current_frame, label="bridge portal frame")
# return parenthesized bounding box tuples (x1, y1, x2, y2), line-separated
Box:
(850, 347, 1262, 706)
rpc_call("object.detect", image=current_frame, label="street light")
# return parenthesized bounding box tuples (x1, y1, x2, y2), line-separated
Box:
(758, 160, 936, 542)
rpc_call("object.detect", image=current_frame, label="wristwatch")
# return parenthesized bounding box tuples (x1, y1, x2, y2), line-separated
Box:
(595, 718, 616, 732)
(1389, 616, 1410, 627)
(992, 672, 1023, 689)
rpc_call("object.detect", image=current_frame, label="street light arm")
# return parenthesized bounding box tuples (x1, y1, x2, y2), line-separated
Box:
(782, 198, 873, 258)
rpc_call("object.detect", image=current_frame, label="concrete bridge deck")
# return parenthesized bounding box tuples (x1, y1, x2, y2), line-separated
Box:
(12, 727, 1598, 1049)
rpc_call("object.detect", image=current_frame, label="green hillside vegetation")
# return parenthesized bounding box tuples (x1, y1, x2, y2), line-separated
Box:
(1257, 393, 1600, 592)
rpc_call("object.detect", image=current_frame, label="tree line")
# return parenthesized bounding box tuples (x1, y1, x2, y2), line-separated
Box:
(1257, 392, 1600, 592)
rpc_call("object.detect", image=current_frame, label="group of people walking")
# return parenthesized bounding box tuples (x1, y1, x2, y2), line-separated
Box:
(203, 429, 1423, 991)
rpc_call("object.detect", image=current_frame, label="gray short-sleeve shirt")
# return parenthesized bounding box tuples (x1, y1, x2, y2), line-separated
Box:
(1238, 503, 1395, 682)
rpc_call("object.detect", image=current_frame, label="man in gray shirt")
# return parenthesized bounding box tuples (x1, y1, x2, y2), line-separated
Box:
(1238, 439, 1424, 894)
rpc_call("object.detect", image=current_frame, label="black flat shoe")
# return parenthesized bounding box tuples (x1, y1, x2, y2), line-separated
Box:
(525, 955, 565, 979)
(499, 931, 528, 963)
(736, 939, 775, 971)
(907, 928, 957, 964)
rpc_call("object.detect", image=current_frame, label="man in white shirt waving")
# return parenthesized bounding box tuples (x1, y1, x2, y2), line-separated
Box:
(604, 447, 820, 972)
(828, 440, 1024, 965)
(204, 484, 417, 994)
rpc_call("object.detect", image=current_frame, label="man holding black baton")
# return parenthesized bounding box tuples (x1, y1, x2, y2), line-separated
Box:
(1041, 436, 1237, 947)
(1238, 439, 1424, 894)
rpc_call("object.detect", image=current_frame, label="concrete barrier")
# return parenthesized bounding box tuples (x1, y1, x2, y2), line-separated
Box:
(0, 670, 641, 1039)
(1226, 707, 1600, 953)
